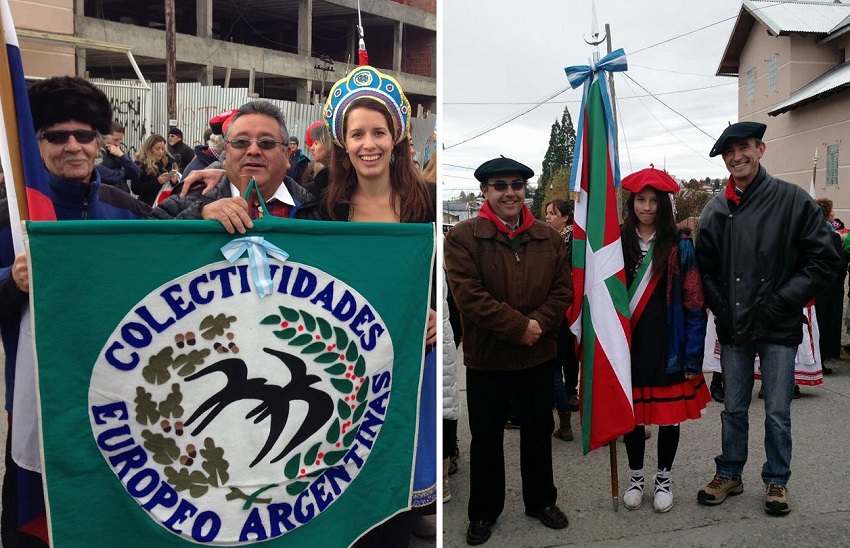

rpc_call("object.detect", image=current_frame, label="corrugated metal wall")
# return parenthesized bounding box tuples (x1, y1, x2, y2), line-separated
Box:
(91, 79, 435, 165)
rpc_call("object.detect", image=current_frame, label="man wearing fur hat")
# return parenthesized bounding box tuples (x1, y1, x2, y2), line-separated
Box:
(0, 76, 150, 546)
(696, 121, 840, 516)
(445, 156, 571, 545)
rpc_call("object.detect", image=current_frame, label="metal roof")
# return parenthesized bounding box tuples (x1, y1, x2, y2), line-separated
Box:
(768, 59, 850, 115)
(717, 1, 850, 76)
(744, 0, 850, 35)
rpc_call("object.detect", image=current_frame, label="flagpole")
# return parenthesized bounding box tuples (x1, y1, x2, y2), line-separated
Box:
(585, 0, 622, 512)
(0, 7, 30, 221)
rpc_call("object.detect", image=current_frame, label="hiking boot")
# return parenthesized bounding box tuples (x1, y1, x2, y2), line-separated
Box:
(764, 483, 790, 515)
(653, 470, 673, 513)
(553, 412, 574, 442)
(697, 475, 743, 506)
(623, 469, 644, 510)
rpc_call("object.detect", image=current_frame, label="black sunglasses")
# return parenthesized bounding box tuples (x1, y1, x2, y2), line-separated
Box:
(227, 138, 284, 150)
(487, 180, 526, 192)
(38, 129, 99, 144)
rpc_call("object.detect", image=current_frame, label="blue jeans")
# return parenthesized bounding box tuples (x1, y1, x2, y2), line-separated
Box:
(716, 343, 796, 485)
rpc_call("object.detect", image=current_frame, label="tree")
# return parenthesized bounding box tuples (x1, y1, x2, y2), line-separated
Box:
(673, 179, 711, 222)
(458, 191, 467, 202)
(532, 106, 576, 218)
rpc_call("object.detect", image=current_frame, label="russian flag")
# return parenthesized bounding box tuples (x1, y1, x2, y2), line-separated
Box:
(0, 0, 56, 543)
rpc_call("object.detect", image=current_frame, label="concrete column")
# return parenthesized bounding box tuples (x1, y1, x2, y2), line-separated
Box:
(393, 22, 403, 73)
(196, 0, 214, 84)
(296, 0, 313, 103)
(195, 65, 213, 85)
(197, 0, 212, 39)
(298, 0, 312, 56)
(75, 47, 87, 78)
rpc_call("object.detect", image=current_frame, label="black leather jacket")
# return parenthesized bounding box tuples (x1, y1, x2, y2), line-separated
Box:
(696, 166, 840, 346)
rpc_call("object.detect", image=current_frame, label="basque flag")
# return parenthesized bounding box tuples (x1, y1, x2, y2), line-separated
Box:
(565, 49, 635, 454)
(0, 0, 56, 543)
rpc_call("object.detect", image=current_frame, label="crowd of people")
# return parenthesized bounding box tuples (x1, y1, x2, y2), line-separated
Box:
(0, 68, 438, 547)
(443, 120, 843, 546)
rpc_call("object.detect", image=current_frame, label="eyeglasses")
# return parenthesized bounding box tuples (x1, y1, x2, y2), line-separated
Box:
(486, 180, 526, 192)
(226, 138, 284, 150)
(37, 129, 99, 144)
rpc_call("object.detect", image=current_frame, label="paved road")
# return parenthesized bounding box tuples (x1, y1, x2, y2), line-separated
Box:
(442, 355, 850, 547)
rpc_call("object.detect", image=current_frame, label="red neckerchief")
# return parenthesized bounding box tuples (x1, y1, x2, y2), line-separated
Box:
(724, 176, 742, 205)
(478, 200, 535, 239)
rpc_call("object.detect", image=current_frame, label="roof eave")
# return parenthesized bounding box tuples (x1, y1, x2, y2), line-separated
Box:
(768, 83, 850, 116)
(717, 5, 756, 77)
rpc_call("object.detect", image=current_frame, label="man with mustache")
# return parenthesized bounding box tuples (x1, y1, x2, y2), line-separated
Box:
(152, 101, 321, 227)
(0, 75, 150, 547)
(445, 157, 572, 545)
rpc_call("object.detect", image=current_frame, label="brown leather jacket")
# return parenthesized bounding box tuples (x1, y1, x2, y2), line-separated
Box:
(444, 216, 572, 371)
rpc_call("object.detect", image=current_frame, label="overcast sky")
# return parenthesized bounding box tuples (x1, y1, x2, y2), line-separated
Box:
(441, 0, 745, 197)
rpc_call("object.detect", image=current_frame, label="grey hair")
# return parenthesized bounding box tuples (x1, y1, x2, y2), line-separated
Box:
(224, 100, 289, 143)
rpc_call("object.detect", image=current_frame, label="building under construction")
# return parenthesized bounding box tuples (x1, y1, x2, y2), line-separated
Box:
(10, 0, 436, 112)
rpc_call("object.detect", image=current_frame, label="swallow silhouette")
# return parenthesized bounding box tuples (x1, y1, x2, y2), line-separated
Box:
(183, 347, 334, 467)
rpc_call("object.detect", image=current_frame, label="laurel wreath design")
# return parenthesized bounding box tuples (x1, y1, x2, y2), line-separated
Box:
(260, 305, 370, 496)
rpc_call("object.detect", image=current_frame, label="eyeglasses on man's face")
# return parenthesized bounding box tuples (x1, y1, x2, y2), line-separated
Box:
(38, 129, 99, 145)
(226, 138, 285, 150)
(486, 180, 526, 192)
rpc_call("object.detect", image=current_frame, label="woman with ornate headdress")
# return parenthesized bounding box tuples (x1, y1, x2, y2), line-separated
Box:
(619, 166, 710, 514)
(320, 66, 437, 544)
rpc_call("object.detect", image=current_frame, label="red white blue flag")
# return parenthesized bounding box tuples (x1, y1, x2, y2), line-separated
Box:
(565, 49, 634, 454)
(0, 0, 56, 542)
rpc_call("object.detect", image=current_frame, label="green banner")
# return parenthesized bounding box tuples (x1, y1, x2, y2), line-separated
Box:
(25, 218, 434, 547)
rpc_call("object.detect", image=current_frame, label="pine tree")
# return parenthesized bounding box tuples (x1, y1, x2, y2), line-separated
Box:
(533, 106, 576, 218)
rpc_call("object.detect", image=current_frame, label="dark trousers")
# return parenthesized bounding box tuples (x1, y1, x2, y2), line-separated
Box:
(2, 417, 47, 548)
(466, 360, 558, 522)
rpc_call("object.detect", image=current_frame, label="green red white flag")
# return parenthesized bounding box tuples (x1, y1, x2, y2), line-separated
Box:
(565, 49, 635, 454)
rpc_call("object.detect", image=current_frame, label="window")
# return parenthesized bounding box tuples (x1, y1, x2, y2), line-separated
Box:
(768, 56, 777, 93)
(827, 143, 839, 186)
(746, 68, 755, 101)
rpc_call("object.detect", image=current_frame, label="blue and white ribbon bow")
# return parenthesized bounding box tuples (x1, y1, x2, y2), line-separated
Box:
(565, 48, 628, 192)
(220, 237, 289, 299)
(565, 48, 628, 90)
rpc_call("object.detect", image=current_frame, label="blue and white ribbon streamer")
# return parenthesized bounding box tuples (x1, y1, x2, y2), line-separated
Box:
(220, 237, 289, 299)
(565, 48, 628, 193)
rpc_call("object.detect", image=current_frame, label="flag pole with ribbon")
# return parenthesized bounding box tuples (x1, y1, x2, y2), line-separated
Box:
(565, 47, 634, 511)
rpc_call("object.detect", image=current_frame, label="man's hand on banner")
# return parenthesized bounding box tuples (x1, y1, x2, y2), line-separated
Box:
(181, 168, 226, 196)
(426, 308, 436, 345)
(202, 197, 254, 234)
(519, 318, 542, 346)
(12, 253, 29, 293)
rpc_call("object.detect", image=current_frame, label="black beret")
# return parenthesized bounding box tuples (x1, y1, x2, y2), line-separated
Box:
(709, 121, 767, 157)
(168, 127, 183, 137)
(28, 76, 112, 135)
(474, 156, 534, 184)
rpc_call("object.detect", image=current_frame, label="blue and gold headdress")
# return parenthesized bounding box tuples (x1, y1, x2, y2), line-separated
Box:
(324, 65, 411, 148)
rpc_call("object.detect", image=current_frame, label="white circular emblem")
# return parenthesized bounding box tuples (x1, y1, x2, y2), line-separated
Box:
(89, 259, 394, 543)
